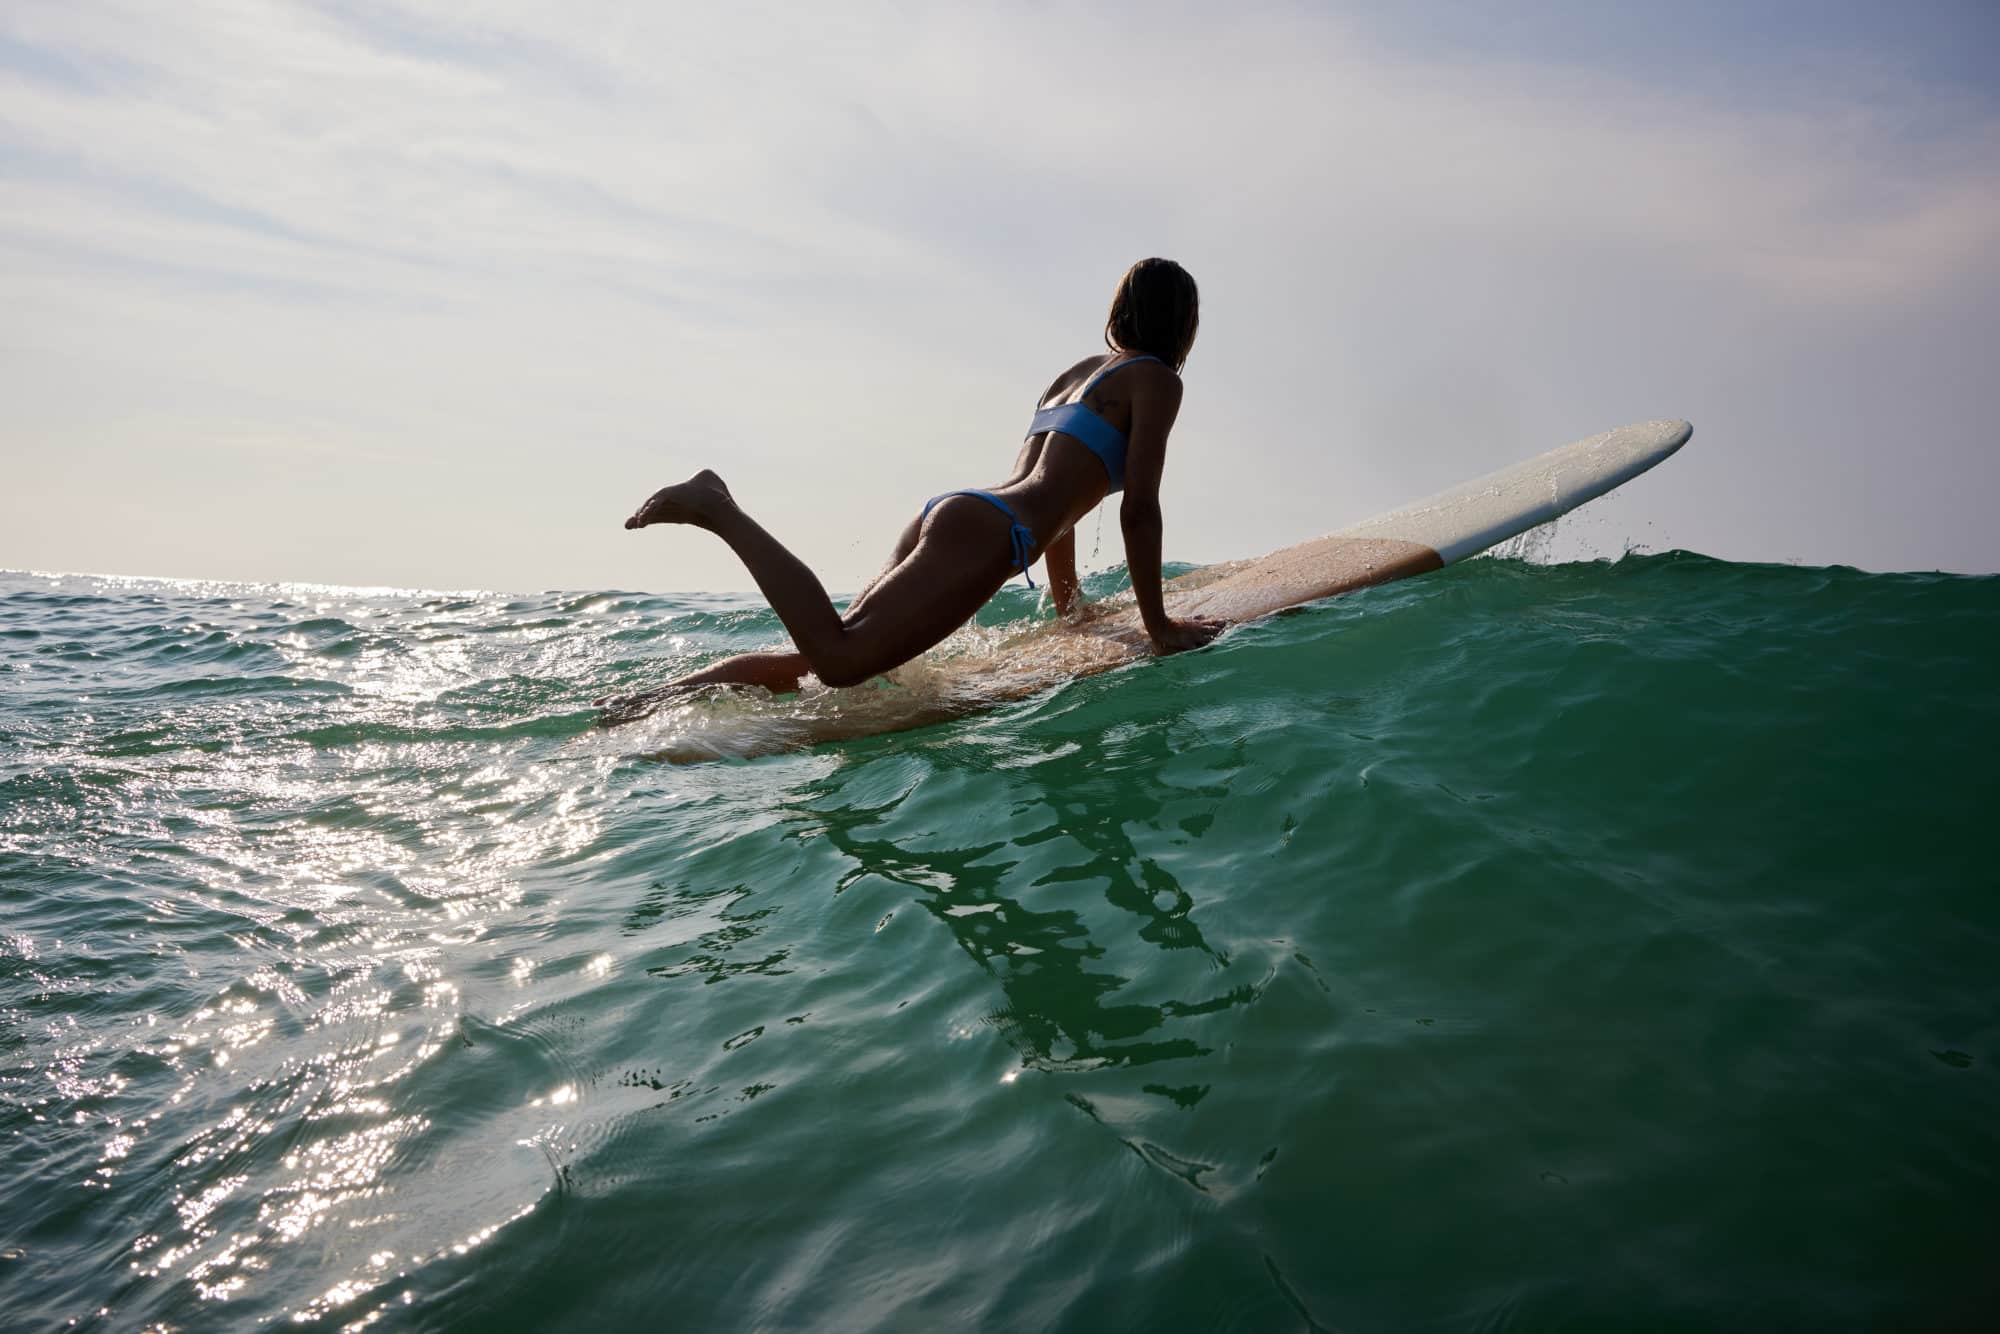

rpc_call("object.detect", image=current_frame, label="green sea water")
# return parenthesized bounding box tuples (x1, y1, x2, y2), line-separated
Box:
(2, 553, 1995, 1331)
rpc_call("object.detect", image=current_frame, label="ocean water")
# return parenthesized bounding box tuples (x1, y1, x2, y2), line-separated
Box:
(2, 553, 1995, 1332)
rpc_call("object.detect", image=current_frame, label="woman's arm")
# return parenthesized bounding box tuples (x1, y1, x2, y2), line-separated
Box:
(1119, 369, 1223, 654)
(1044, 527, 1083, 619)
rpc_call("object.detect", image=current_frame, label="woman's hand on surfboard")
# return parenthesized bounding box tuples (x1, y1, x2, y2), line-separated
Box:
(1150, 616, 1224, 655)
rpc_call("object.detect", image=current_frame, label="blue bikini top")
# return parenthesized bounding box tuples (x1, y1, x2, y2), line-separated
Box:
(1025, 354, 1163, 492)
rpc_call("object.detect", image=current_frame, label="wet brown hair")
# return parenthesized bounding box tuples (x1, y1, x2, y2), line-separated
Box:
(1103, 258, 1199, 372)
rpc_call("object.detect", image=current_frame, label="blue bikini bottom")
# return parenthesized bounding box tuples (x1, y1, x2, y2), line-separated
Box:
(920, 490, 1037, 588)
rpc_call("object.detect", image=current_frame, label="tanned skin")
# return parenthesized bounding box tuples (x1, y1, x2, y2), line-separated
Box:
(604, 350, 1221, 716)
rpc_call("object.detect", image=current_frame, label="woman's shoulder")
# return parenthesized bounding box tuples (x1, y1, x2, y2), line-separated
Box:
(1038, 355, 1103, 407)
(1098, 353, 1181, 400)
(1058, 353, 1104, 384)
(1040, 352, 1180, 407)
(1060, 351, 1182, 386)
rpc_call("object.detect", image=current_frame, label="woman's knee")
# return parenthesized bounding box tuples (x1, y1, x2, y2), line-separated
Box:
(806, 632, 897, 688)
(813, 655, 876, 689)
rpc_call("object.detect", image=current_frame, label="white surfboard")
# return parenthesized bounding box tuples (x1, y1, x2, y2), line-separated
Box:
(1116, 416, 1693, 629)
(624, 420, 1692, 760)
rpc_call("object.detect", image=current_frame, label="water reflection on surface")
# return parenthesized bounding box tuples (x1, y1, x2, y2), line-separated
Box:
(19, 561, 1992, 1330)
(762, 694, 1295, 1208)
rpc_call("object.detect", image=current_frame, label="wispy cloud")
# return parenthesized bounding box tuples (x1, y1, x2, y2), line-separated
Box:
(3, 0, 1996, 587)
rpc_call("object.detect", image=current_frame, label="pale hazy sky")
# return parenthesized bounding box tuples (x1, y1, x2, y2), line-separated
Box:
(4, 0, 1997, 592)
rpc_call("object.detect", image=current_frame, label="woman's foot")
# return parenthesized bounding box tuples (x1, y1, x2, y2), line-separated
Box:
(625, 470, 734, 530)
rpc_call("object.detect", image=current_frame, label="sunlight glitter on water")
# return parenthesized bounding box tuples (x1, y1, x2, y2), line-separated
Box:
(3, 561, 1997, 1330)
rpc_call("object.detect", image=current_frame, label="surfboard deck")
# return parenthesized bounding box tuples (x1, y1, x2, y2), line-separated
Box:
(959, 417, 1691, 663)
(619, 419, 1692, 759)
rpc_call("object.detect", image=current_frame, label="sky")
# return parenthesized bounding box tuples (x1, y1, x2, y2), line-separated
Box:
(2, 0, 1997, 593)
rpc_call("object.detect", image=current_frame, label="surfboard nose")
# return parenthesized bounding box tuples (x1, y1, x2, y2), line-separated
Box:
(1334, 419, 1695, 564)
(1652, 419, 1694, 452)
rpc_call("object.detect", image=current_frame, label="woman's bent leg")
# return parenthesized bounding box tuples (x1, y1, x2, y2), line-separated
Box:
(671, 651, 811, 693)
(596, 650, 810, 724)
(627, 476, 1007, 687)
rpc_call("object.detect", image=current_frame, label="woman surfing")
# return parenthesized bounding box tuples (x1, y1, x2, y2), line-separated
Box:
(607, 258, 1221, 717)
